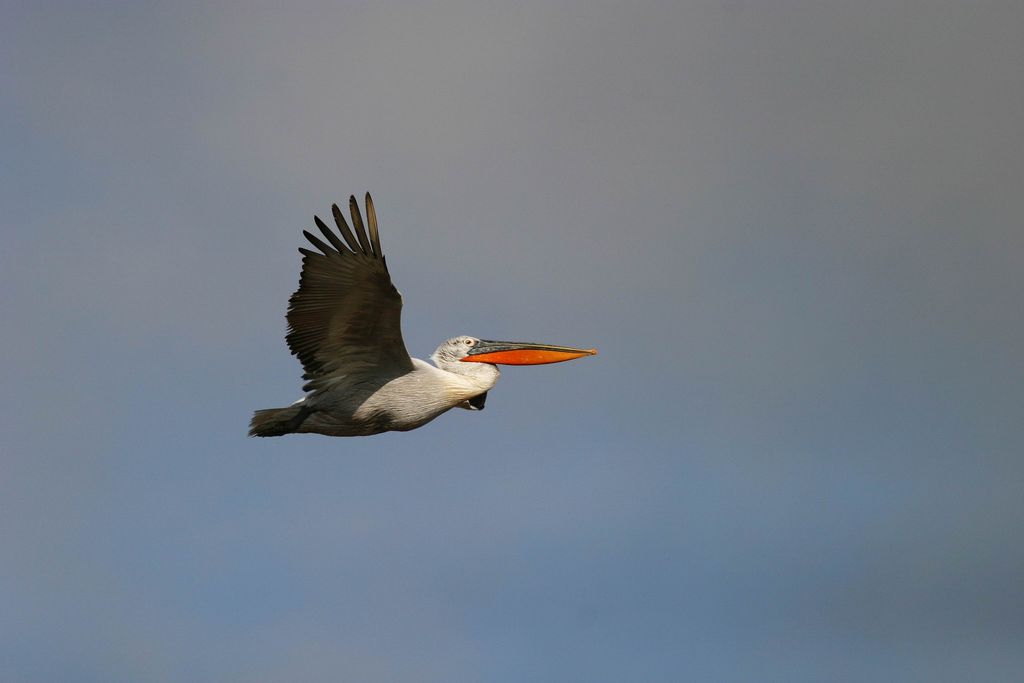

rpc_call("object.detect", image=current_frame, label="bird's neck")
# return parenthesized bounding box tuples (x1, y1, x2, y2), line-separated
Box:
(435, 358, 500, 392)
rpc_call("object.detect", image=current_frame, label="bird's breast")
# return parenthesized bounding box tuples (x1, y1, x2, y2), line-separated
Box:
(351, 365, 473, 432)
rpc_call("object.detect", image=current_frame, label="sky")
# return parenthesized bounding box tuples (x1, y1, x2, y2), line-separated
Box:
(2, 1, 1023, 681)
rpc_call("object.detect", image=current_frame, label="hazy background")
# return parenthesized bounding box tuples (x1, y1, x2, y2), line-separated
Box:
(3, 1, 1022, 681)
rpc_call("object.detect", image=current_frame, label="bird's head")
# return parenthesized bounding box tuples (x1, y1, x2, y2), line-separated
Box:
(431, 336, 485, 365)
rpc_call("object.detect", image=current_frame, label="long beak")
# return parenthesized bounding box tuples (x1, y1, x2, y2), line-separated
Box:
(461, 340, 598, 366)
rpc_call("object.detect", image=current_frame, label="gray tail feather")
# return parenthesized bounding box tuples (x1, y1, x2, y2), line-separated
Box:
(248, 404, 312, 437)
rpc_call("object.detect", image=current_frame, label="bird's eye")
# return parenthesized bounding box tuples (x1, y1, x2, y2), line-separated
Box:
(465, 339, 474, 345)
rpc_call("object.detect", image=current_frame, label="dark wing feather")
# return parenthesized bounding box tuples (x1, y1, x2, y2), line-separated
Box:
(313, 215, 347, 253)
(365, 192, 383, 259)
(286, 194, 412, 388)
(348, 195, 374, 256)
(330, 204, 362, 255)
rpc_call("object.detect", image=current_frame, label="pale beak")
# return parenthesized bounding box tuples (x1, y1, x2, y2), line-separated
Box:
(461, 340, 598, 365)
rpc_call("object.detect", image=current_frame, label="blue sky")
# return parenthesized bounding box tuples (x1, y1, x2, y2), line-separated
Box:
(3, 2, 1023, 681)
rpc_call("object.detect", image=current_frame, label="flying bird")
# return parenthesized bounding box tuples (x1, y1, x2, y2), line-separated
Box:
(250, 194, 597, 437)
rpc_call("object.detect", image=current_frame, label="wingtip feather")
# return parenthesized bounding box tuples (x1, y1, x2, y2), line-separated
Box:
(302, 229, 334, 256)
(348, 195, 373, 256)
(365, 192, 382, 259)
(314, 215, 348, 254)
(331, 203, 362, 254)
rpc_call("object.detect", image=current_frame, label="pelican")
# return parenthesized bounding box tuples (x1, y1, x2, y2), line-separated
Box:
(249, 194, 597, 437)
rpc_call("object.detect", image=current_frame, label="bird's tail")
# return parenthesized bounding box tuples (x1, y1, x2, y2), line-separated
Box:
(248, 404, 311, 437)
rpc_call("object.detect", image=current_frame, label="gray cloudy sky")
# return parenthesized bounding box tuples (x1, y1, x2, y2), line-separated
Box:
(3, 1, 1023, 681)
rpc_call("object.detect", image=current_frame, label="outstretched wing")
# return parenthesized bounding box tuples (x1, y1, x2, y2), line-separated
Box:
(287, 193, 413, 390)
